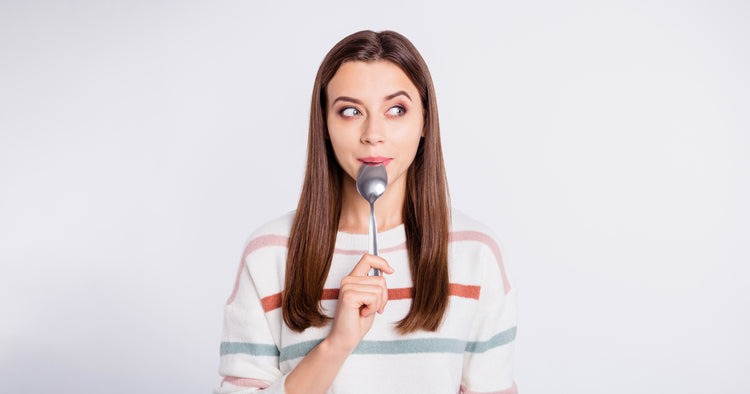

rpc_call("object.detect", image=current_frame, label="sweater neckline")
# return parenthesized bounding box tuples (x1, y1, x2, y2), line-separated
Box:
(335, 224, 406, 252)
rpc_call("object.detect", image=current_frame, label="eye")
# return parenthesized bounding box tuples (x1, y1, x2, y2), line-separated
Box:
(386, 106, 406, 117)
(340, 107, 361, 118)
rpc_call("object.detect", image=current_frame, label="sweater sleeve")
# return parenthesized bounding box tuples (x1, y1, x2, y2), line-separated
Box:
(214, 240, 287, 394)
(460, 241, 518, 394)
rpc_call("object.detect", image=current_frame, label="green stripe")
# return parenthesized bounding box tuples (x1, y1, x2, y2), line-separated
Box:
(465, 326, 517, 353)
(220, 341, 280, 356)
(279, 339, 323, 362)
(355, 337, 467, 355)
(223, 326, 516, 362)
(278, 337, 469, 362)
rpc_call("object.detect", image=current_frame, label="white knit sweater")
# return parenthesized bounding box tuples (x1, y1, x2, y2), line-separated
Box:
(215, 210, 518, 394)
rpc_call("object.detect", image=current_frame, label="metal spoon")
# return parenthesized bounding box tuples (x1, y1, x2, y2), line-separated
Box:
(355, 163, 388, 276)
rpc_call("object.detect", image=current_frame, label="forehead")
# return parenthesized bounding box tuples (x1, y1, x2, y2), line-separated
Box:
(326, 60, 418, 101)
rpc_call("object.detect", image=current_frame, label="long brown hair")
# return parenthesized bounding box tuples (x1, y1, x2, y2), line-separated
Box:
(283, 30, 450, 334)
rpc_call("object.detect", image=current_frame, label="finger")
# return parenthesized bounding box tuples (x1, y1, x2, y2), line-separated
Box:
(340, 283, 386, 307)
(341, 276, 389, 315)
(357, 294, 385, 317)
(344, 277, 390, 314)
(340, 283, 389, 315)
(341, 288, 381, 316)
(360, 303, 378, 317)
(350, 254, 395, 277)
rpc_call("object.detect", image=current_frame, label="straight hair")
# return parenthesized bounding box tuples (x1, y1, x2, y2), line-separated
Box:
(283, 30, 450, 334)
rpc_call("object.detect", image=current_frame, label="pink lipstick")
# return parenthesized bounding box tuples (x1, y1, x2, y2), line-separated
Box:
(358, 156, 392, 166)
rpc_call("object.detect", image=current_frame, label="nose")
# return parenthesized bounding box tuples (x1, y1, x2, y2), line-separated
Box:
(360, 117, 385, 145)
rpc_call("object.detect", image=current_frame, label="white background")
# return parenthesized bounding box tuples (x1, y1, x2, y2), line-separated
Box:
(1, 1, 748, 393)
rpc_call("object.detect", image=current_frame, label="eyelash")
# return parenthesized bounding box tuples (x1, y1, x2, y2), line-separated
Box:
(338, 105, 407, 119)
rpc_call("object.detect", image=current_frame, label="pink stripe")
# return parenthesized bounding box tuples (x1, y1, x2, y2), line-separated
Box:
(226, 235, 289, 305)
(450, 231, 511, 295)
(221, 376, 270, 389)
(334, 242, 407, 255)
(460, 381, 518, 394)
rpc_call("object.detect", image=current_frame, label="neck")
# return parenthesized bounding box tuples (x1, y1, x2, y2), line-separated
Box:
(338, 175, 405, 234)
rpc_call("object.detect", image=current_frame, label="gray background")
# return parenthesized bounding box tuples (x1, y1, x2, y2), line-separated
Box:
(1, 1, 748, 393)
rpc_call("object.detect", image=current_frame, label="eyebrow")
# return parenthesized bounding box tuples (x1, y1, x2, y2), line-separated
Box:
(331, 90, 412, 106)
(385, 90, 412, 102)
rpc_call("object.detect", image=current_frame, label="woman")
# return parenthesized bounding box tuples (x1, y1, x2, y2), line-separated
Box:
(216, 30, 518, 394)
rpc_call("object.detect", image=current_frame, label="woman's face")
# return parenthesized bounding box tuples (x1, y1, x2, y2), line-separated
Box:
(326, 60, 424, 191)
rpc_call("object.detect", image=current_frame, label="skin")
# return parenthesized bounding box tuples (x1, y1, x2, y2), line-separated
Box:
(285, 60, 424, 394)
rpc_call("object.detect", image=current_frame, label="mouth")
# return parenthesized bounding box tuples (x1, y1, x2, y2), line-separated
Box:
(358, 157, 392, 167)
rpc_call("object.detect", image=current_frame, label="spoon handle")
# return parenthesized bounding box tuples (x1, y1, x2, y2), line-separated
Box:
(368, 202, 381, 276)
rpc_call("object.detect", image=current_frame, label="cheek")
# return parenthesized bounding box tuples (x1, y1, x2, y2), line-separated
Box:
(399, 119, 424, 154)
(326, 120, 345, 153)
(328, 136, 347, 163)
(327, 128, 357, 168)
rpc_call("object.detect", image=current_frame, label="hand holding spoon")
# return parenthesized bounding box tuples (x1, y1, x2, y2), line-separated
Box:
(355, 163, 388, 276)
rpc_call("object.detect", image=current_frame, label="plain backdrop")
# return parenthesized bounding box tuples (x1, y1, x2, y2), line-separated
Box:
(1, 1, 748, 393)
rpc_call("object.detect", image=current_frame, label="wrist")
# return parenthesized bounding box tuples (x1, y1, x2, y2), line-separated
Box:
(320, 336, 355, 360)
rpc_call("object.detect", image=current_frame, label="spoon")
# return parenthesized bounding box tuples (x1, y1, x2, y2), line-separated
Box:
(355, 163, 388, 276)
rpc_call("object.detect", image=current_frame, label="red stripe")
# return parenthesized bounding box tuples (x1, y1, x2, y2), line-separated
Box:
(388, 287, 414, 300)
(450, 283, 481, 299)
(321, 288, 339, 300)
(260, 292, 282, 312)
(259, 284, 481, 312)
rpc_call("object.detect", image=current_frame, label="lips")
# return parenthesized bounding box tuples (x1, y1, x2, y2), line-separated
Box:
(358, 156, 392, 166)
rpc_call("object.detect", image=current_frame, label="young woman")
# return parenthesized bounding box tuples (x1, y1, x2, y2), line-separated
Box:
(216, 30, 518, 394)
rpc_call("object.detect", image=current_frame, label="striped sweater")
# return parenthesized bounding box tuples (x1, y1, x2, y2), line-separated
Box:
(215, 210, 518, 394)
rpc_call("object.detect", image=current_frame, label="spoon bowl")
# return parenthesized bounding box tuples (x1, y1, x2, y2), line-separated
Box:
(356, 164, 388, 204)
